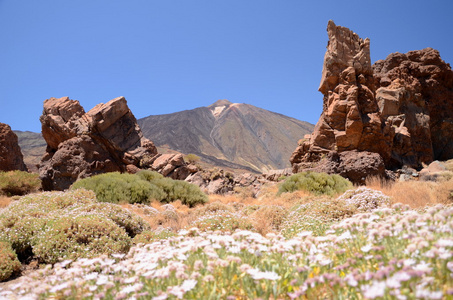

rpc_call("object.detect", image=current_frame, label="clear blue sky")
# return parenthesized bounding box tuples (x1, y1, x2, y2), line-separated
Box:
(1, 0, 452, 132)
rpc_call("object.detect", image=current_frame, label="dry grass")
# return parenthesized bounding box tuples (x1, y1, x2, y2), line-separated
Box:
(249, 205, 288, 235)
(366, 176, 453, 208)
(119, 182, 314, 236)
(208, 184, 311, 208)
(119, 175, 453, 237)
(0, 196, 11, 209)
(122, 201, 192, 232)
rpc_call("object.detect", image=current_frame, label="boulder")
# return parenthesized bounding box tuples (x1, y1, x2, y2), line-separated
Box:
(262, 168, 292, 181)
(0, 123, 28, 172)
(185, 168, 266, 196)
(419, 160, 451, 181)
(291, 21, 453, 183)
(293, 151, 386, 185)
(39, 96, 158, 190)
(139, 153, 193, 180)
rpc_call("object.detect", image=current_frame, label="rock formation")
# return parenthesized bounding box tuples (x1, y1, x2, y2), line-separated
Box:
(291, 20, 453, 184)
(0, 123, 28, 172)
(39, 96, 162, 190)
(373, 48, 453, 167)
(185, 169, 265, 196)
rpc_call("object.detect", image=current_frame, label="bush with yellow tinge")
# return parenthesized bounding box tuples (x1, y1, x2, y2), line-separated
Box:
(0, 171, 41, 196)
(0, 189, 150, 273)
(278, 171, 352, 196)
(71, 170, 208, 207)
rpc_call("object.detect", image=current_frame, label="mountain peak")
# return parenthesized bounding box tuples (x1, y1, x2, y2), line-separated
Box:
(208, 99, 233, 108)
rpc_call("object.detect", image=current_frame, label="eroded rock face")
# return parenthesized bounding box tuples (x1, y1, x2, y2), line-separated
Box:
(39, 96, 158, 190)
(291, 21, 453, 183)
(374, 48, 453, 166)
(0, 123, 27, 172)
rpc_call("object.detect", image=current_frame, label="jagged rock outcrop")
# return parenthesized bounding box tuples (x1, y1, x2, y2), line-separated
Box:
(0, 123, 28, 172)
(373, 48, 453, 166)
(291, 20, 453, 183)
(39, 96, 159, 190)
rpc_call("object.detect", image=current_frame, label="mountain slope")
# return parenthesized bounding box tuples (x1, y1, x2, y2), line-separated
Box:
(138, 100, 314, 172)
(13, 131, 46, 172)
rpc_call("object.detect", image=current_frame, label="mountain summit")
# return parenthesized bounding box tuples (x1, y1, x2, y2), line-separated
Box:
(138, 101, 314, 172)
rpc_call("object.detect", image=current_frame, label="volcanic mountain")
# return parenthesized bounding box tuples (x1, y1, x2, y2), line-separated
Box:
(138, 100, 314, 172)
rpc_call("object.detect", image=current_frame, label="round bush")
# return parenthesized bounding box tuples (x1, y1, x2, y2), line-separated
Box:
(337, 187, 391, 212)
(277, 172, 352, 196)
(71, 172, 166, 204)
(138, 170, 208, 207)
(0, 241, 21, 281)
(281, 198, 357, 238)
(32, 215, 130, 264)
(72, 171, 208, 207)
(67, 202, 150, 237)
(0, 189, 150, 264)
(136, 170, 164, 181)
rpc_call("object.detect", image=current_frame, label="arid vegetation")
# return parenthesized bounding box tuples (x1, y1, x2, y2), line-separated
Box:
(71, 170, 208, 207)
(0, 171, 452, 299)
(0, 171, 40, 196)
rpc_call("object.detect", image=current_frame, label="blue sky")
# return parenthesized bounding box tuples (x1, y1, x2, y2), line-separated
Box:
(1, 1, 452, 132)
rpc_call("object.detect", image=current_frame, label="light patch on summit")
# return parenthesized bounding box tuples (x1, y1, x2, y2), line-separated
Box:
(212, 105, 226, 117)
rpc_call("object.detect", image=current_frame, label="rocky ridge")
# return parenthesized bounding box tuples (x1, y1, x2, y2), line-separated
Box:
(0, 123, 27, 172)
(39, 96, 190, 190)
(291, 20, 453, 184)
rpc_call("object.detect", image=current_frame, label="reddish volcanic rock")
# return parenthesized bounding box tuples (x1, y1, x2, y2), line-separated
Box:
(39, 96, 158, 190)
(291, 21, 453, 183)
(0, 123, 28, 172)
(373, 48, 453, 166)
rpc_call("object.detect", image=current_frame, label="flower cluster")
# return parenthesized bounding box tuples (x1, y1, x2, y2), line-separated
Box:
(338, 187, 391, 212)
(1, 203, 452, 299)
(0, 189, 150, 266)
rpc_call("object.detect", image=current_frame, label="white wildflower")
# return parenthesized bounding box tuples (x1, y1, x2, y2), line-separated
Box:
(247, 268, 281, 280)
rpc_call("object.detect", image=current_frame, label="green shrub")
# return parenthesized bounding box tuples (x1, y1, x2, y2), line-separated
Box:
(138, 170, 208, 207)
(68, 202, 150, 237)
(0, 241, 21, 281)
(277, 171, 352, 197)
(72, 171, 208, 207)
(0, 171, 41, 196)
(71, 172, 165, 204)
(0, 189, 150, 264)
(32, 215, 130, 264)
(136, 170, 164, 181)
(183, 153, 201, 164)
